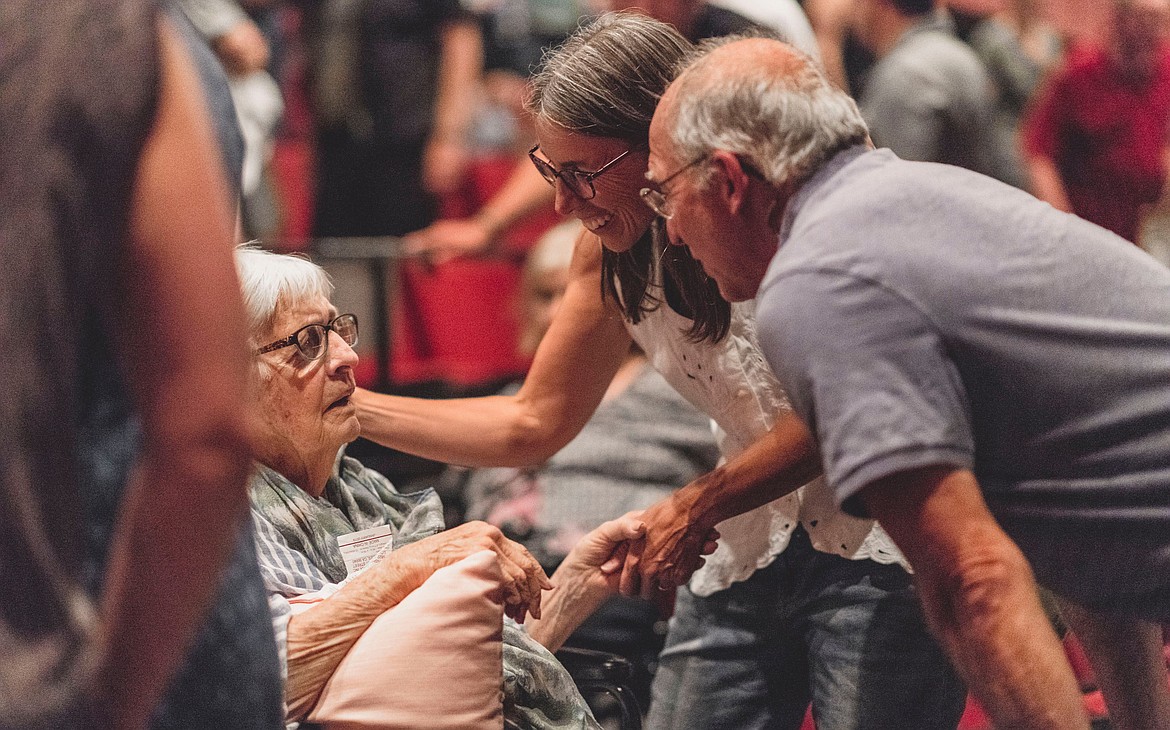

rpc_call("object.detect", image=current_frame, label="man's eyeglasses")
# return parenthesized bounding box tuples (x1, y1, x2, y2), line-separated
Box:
(639, 154, 709, 219)
(528, 144, 631, 200)
(256, 313, 359, 361)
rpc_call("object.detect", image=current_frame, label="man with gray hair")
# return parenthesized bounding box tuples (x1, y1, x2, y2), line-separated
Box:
(647, 36, 1170, 730)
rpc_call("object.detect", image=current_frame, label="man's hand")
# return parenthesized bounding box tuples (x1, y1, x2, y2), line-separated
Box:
(385, 521, 551, 623)
(211, 19, 269, 76)
(617, 490, 720, 599)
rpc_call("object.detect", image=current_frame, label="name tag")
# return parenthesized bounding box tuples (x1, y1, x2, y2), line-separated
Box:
(337, 524, 394, 577)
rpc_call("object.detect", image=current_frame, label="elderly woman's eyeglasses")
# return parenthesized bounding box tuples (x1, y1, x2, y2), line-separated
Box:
(528, 144, 631, 200)
(256, 314, 359, 361)
(639, 155, 709, 219)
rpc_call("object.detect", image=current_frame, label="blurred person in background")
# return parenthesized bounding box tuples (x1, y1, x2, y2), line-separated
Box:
(710, 0, 821, 57)
(1022, 0, 1170, 245)
(946, 0, 1062, 189)
(304, 0, 481, 239)
(401, 0, 767, 266)
(176, 0, 286, 239)
(379, 0, 582, 399)
(854, 0, 1013, 181)
(0, 0, 281, 726)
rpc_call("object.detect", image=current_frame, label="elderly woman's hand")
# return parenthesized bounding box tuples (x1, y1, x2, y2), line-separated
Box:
(384, 521, 552, 623)
(523, 512, 648, 652)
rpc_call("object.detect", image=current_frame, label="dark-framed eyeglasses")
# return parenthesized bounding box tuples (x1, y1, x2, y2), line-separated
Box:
(528, 144, 631, 200)
(639, 154, 709, 219)
(256, 313, 359, 361)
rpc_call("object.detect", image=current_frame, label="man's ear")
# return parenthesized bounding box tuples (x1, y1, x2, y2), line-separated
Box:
(710, 150, 752, 214)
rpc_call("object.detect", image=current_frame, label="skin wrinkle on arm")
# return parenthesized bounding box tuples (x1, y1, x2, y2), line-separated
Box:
(355, 228, 632, 466)
(525, 514, 648, 653)
(96, 18, 255, 729)
(860, 466, 1089, 730)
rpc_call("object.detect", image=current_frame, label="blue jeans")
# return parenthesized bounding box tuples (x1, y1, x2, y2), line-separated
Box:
(646, 527, 966, 730)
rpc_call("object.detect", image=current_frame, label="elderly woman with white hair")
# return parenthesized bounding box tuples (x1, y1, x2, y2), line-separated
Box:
(234, 245, 650, 729)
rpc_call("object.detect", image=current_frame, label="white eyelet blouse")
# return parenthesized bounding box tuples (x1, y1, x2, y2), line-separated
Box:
(624, 268, 909, 597)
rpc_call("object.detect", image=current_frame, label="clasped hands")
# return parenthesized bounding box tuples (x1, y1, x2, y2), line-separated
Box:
(607, 494, 721, 601)
(389, 494, 718, 626)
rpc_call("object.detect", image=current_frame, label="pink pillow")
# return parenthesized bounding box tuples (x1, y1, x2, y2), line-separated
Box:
(307, 550, 505, 729)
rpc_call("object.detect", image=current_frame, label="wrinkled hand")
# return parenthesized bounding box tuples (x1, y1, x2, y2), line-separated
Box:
(422, 137, 470, 196)
(389, 521, 551, 622)
(404, 218, 493, 266)
(556, 512, 647, 597)
(212, 20, 270, 76)
(618, 492, 720, 599)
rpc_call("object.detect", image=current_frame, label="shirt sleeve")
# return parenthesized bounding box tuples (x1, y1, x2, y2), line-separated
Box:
(252, 513, 342, 719)
(757, 268, 975, 516)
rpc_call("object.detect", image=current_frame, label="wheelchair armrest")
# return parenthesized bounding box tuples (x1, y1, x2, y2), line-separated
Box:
(556, 646, 642, 730)
(556, 645, 634, 685)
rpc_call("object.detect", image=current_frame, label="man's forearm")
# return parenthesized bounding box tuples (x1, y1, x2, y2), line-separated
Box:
(914, 527, 1087, 729)
(864, 468, 1089, 729)
(628, 411, 820, 592)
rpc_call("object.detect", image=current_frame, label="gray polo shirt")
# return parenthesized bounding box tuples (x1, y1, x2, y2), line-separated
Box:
(756, 146, 1170, 616)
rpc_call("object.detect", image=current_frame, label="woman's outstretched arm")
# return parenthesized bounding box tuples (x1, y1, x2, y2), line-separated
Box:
(354, 229, 633, 467)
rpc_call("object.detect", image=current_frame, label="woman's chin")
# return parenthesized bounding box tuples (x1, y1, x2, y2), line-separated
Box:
(596, 225, 647, 253)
